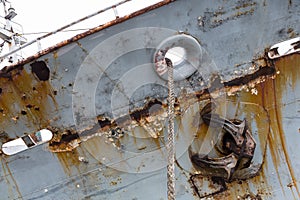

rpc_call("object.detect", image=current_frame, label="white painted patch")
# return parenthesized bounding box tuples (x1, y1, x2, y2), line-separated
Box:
(268, 37, 300, 59)
(1, 129, 53, 155)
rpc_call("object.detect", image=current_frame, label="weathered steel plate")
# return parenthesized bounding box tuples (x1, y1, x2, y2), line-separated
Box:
(0, 0, 300, 199)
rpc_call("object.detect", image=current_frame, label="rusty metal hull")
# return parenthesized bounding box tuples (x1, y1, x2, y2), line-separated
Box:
(0, 0, 300, 199)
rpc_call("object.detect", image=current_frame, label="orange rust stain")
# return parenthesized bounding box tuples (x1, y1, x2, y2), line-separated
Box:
(56, 149, 81, 176)
(234, 54, 300, 197)
(55, 148, 101, 192)
(227, 94, 269, 153)
(212, 54, 300, 198)
(270, 54, 300, 196)
(53, 52, 58, 60)
(268, 135, 288, 197)
(227, 91, 275, 197)
(278, 54, 300, 91)
(81, 135, 120, 165)
(0, 68, 57, 135)
(52, 51, 60, 78)
(253, 111, 269, 155)
(153, 137, 165, 157)
(131, 128, 137, 144)
(195, 123, 209, 142)
(153, 137, 163, 150)
(260, 80, 288, 194)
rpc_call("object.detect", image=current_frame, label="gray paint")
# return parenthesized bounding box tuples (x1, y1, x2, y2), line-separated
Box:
(1, 0, 300, 199)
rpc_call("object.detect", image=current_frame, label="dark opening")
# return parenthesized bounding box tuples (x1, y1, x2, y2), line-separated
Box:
(292, 41, 300, 50)
(30, 61, 50, 81)
(98, 117, 112, 128)
(130, 99, 163, 122)
(21, 110, 27, 115)
(26, 104, 33, 108)
(22, 135, 35, 147)
(224, 67, 275, 87)
(49, 130, 79, 147)
(61, 131, 79, 142)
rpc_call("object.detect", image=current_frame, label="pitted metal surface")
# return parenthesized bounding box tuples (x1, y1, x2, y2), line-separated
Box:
(0, 0, 300, 199)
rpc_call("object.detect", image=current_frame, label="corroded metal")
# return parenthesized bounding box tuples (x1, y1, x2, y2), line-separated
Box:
(0, 0, 300, 199)
(190, 101, 257, 181)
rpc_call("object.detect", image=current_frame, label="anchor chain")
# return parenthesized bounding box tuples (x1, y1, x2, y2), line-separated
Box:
(166, 58, 176, 200)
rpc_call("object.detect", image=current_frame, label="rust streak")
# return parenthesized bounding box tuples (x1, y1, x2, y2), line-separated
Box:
(56, 149, 81, 176)
(0, 68, 56, 136)
(260, 80, 287, 195)
(200, 53, 300, 199)
(272, 55, 300, 196)
(225, 54, 300, 198)
(46, 57, 275, 152)
(267, 112, 287, 196)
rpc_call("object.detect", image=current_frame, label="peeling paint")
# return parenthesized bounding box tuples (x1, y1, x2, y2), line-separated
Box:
(1, 48, 295, 199)
(198, 0, 257, 31)
(0, 0, 299, 199)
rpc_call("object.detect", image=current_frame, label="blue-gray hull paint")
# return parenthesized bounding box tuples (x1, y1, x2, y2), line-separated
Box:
(1, 0, 300, 199)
